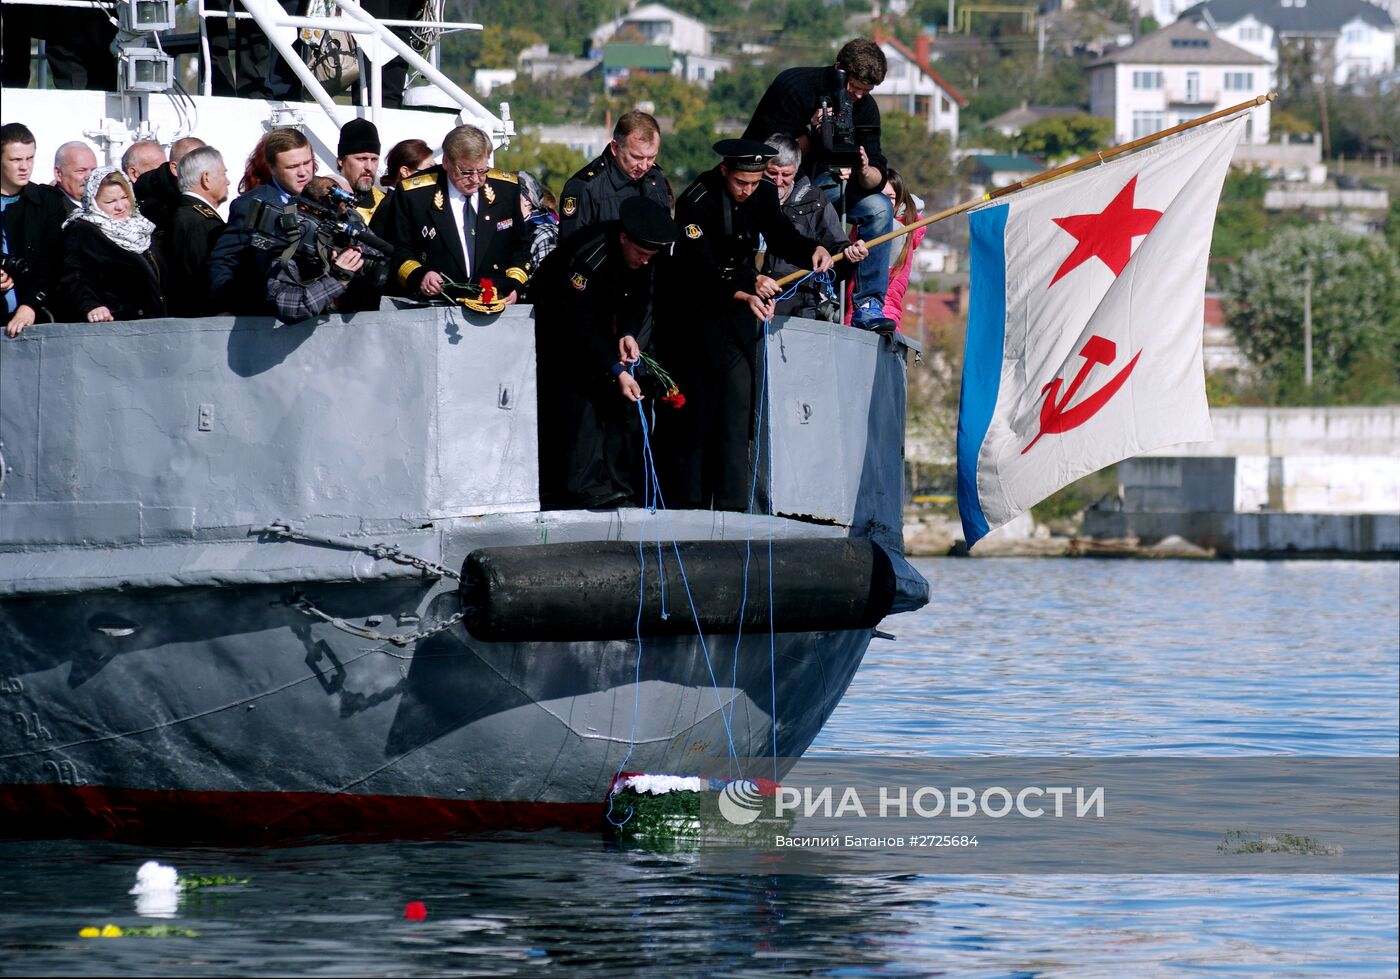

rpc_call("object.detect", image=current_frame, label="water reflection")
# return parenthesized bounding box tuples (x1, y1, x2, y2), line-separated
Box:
(3, 559, 1396, 975)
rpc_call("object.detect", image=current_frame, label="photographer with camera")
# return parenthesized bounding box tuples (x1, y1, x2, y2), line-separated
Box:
(743, 37, 896, 333)
(208, 128, 315, 315)
(253, 176, 390, 323)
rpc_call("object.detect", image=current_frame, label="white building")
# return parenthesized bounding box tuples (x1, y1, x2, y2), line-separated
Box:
(534, 124, 611, 161)
(1087, 20, 1272, 144)
(673, 52, 732, 88)
(590, 3, 712, 57)
(473, 69, 517, 97)
(1178, 0, 1397, 86)
(870, 30, 966, 141)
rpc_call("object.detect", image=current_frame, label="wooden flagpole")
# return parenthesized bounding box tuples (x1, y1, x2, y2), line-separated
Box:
(774, 92, 1276, 289)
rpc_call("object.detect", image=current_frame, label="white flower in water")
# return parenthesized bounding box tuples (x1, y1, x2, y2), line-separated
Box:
(621, 774, 709, 796)
(130, 860, 179, 894)
(130, 861, 180, 918)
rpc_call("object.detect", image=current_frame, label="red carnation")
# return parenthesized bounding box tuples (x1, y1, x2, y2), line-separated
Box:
(662, 387, 685, 409)
(479, 278, 496, 303)
(404, 901, 427, 921)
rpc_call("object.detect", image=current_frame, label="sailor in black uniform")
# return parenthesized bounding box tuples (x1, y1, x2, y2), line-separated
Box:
(558, 110, 671, 243)
(371, 125, 532, 308)
(533, 197, 677, 510)
(661, 139, 843, 511)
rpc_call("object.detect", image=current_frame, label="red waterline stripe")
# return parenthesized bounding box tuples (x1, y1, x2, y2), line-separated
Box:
(0, 784, 603, 844)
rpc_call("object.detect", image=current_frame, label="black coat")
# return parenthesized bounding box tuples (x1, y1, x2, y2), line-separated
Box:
(767, 175, 851, 319)
(670, 167, 820, 364)
(558, 148, 671, 244)
(58, 220, 167, 321)
(208, 183, 295, 315)
(371, 165, 533, 297)
(0, 182, 68, 315)
(743, 65, 888, 196)
(135, 164, 182, 234)
(165, 196, 225, 317)
(534, 220, 659, 383)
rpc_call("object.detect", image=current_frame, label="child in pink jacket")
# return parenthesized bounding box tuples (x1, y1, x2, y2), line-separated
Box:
(846, 167, 923, 330)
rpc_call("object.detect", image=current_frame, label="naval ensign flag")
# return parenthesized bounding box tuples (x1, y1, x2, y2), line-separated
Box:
(956, 115, 1246, 548)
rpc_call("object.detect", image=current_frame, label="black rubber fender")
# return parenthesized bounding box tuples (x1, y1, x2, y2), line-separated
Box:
(460, 538, 896, 641)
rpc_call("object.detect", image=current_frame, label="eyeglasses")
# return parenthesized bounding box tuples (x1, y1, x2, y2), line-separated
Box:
(449, 164, 491, 180)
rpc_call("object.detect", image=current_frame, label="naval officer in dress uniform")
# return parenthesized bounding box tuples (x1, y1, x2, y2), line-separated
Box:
(371, 124, 533, 308)
(661, 139, 863, 512)
(557, 110, 672, 244)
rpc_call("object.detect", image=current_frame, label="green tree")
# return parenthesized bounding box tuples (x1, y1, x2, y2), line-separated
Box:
(607, 72, 711, 127)
(708, 62, 776, 125)
(1223, 225, 1400, 402)
(879, 111, 957, 203)
(474, 27, 546, 70)
(1209, 168, 1272, 263)
(494, 133, 587, 198)
(1015, 113, 1112, 162)
(495, 73, 601, 127)
(660, 122, 720, 183)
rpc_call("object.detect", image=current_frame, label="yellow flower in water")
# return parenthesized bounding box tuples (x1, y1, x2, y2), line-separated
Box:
(101, 924, 124, 938)
(79, 927, 101, 939)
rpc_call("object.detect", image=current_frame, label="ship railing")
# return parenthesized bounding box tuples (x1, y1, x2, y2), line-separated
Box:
(7, 0, 512, 144)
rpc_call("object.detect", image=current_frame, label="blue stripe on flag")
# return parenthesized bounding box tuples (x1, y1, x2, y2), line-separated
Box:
(956, 203, 1009, 548)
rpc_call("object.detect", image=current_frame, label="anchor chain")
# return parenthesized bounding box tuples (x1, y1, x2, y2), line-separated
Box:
(254, 520, 462, 581)
(284, 594, 469, 647)
(255, 520, 468, 647)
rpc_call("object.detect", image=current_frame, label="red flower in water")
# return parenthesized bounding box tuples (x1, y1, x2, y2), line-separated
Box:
(662, 387, 685, 409)
(479, 278, 496, 303)
(404, 901, 428, 921)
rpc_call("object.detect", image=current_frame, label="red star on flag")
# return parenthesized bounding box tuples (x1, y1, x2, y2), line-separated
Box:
(1049, 175, 1163, 286)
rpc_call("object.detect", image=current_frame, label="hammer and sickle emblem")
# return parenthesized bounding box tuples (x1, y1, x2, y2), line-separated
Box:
(1022, 334, 1141, 454)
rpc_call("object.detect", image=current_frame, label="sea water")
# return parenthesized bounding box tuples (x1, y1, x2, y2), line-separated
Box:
(2, 559, 1396, 976)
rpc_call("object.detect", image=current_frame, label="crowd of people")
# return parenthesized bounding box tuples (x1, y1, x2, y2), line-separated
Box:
(0, 37, 928, 514)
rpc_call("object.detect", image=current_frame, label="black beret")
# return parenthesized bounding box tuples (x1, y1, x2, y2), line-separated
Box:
(713, 138, 776, 172)
(338, 118, 380, 158)
(619, 196, 677, 249)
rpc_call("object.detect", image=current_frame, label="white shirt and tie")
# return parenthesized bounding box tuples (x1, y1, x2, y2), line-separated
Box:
(446, 180, 477, 278)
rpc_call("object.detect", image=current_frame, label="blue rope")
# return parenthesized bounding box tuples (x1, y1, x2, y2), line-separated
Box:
(635, 392, 744, 773)
(724, 270, 829, 730)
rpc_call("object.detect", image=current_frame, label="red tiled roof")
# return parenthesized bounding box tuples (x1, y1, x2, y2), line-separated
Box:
(871, 27, 969, 107)
(1204, 295, 1226, 327)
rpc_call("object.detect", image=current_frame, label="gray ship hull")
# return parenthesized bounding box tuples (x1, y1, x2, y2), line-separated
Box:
(0, 305, 927, 842)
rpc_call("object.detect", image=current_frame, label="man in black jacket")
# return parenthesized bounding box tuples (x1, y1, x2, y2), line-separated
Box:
(743, 37, 896, 332)
(208, 128, 315, 315)
(558, 110, 671, 243)
(136, 136, 207, 237)
(662, 139, 865, 511)
(1, 123, 66, 337)
(533, 197, 677, 509)
(762, 134, 851, 322)
(372, 125, 532, 308)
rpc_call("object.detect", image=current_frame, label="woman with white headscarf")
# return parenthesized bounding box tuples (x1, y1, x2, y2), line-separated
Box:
(59, 167, 166, 323)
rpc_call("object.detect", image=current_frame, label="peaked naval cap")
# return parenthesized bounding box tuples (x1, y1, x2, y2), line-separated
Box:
(713, 138, 777, 172)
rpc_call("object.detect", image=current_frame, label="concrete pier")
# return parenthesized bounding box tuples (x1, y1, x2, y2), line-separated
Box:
(1084, 407, 1400, 558)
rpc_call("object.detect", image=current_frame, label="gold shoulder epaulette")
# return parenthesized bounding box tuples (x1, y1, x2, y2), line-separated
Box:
(487, 168, 518, 183)
(400, 172, 437, 191)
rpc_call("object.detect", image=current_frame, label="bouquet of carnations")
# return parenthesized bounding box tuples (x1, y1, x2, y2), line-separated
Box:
(637, 352, 685, 408)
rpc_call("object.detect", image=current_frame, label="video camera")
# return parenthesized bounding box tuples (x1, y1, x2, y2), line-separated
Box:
(244, 187, 393, 291)
(819, 67, 863, 173)
(0, 254, 46, 305)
